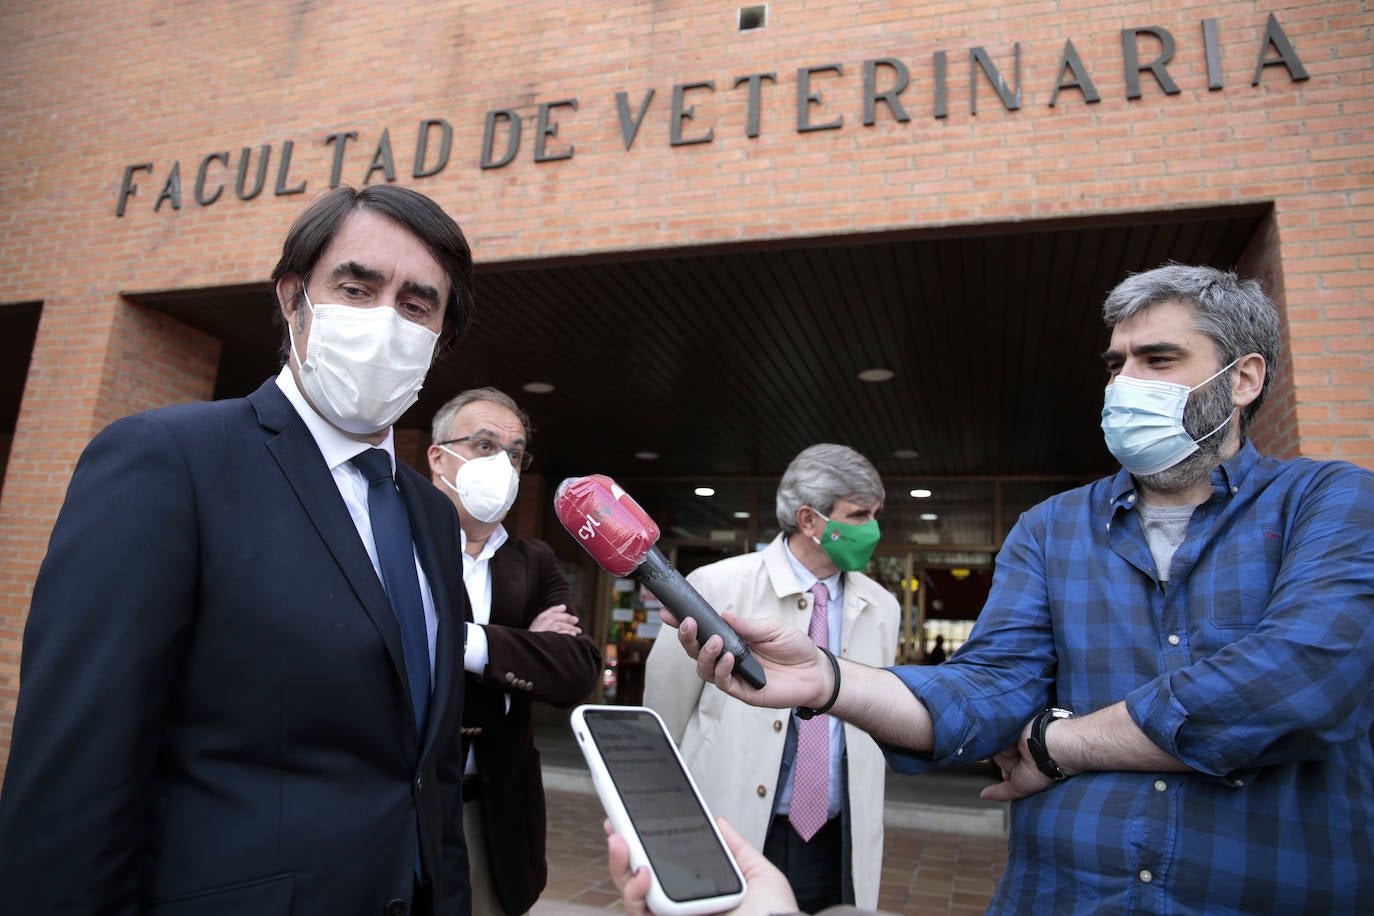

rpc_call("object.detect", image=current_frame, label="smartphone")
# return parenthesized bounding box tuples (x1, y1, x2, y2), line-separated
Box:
(571, 704, 747, 916)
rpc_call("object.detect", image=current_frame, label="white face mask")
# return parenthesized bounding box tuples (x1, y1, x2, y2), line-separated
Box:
(439, 446, 520, 523)
(289, 289, 439, 435)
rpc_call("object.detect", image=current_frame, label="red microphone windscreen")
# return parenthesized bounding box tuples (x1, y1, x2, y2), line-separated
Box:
(554, 474, 661, 576)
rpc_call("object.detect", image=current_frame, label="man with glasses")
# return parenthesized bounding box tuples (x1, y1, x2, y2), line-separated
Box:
(427, 387, 601, 916)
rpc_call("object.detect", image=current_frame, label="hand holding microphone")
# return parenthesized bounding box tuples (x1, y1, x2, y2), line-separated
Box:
(554, 475, 767, 690)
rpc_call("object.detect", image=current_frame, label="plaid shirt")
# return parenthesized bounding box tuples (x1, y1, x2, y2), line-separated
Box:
(884, 442, 1374, 914)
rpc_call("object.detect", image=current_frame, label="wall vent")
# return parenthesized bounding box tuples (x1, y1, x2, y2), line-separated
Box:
(738, 5, 767, 31)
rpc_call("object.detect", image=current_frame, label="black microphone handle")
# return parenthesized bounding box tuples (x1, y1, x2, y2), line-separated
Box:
(635, 547, 768, 690)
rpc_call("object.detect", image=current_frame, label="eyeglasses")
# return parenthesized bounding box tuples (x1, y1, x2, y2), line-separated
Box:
(436, 435, 533, 471)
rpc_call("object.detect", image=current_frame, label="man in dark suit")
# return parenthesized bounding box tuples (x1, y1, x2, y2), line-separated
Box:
(427, 387, 601, 916)
(0, 185, 476, 916)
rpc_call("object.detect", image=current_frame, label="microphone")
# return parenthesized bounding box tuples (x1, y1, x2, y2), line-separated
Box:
(554, 475, 767, 690)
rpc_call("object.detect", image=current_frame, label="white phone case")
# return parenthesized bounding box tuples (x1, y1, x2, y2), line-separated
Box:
(571, 704, 748, 916)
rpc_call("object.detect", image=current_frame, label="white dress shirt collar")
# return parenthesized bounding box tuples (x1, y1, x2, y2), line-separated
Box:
(275, 365, 396, 469)
(460, 523, 510, 563)
(781, 535, 841, 604)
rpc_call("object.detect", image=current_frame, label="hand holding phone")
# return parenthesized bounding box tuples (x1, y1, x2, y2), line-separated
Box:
(605, 814, 801, 916)
(572, 705, 747, 916)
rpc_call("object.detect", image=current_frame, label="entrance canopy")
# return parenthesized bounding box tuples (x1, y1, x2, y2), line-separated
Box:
(126, 203, 1269, 547)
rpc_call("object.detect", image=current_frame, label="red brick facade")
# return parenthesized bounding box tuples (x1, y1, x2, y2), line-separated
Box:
(1, 1, 1370, 767)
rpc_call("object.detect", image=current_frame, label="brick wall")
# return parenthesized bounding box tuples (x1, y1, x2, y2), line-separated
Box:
(1, 0, 1370, 768)
(0, 296, 219, 752)
(1239, 210, 1296, 459)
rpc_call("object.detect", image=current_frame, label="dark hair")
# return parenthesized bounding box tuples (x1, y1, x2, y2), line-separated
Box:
(1103, 263, 1281, 437)
(271, 184, 475, 361)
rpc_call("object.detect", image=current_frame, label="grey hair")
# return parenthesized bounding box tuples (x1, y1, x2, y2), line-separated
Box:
(1102, 263, 1281, 437)
(775, 444, 884, 533)
(430, 387, 532, 444)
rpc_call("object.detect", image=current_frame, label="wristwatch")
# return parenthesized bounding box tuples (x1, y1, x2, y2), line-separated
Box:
(1027, 707, 1074, 781)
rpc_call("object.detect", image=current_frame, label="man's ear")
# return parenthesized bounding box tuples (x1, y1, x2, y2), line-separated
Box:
(276, 274, 304, 325)
(796, 506, 822, 539)
(426, 444, 446, 481)
(1232, 353, 1266, 409)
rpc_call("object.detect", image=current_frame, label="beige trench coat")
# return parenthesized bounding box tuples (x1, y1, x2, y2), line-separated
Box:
(644, 534, 900, 910)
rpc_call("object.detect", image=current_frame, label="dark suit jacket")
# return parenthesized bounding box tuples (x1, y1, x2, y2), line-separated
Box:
(0, 379, 471, 916)
(463, 538, 600, 914)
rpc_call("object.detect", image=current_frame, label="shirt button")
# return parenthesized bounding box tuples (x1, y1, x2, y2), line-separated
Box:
(1231, 486, 1239, 494)
(1153, 779, 1167, 792)
(773, 720, 783, 732)
(1139, 869, 1154, 883)
(956, 747, 964, 756)
(415, 776, 423, 792)
(385, 899, 407, 916)
(1231, 777, 1246, 787)
(505, 672, 516, 684)
(1168, 634, 1180, 646)
(756, 785, 767, 797)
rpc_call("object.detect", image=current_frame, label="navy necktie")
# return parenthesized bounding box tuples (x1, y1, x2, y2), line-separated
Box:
(351, 448, 431, 735)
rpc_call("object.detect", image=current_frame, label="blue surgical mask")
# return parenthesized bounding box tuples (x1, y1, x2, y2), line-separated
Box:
(1100, 358, 1239, 476)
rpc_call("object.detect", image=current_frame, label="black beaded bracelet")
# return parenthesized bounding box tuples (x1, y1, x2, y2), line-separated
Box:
(796, 646, 841, 720)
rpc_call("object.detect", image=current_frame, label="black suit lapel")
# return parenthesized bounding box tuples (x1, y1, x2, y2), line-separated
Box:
(397, 468, 461, 756)
(249, 382, 411, 711)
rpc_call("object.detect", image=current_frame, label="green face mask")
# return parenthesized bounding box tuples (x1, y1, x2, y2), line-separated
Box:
(812, 511, 881, 572)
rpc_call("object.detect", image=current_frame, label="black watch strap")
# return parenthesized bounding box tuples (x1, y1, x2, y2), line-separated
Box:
(1027, 707, 1074, 781)
(796, 647, 841, 720)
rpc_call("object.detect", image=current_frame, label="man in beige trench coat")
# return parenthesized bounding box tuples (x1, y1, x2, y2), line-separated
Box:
(645, 444, 899, 912)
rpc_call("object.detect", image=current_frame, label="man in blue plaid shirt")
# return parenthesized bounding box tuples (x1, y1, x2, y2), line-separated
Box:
(644, 265, 1374, 914)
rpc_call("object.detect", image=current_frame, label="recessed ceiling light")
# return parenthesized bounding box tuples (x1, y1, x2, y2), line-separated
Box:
(695, 487, 716, 497)
(910, 488, 933, 499)
(893, 449, 920, 459)
(732, 511, 750, 519)
(634, 451, 660, 461)
(521, 381, 555, 394)
(857, 368, 894, 383)
(920, 512, 939, 521)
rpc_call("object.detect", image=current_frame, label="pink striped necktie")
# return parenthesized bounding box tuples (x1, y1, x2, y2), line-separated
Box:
(789, 582, 831, 841)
